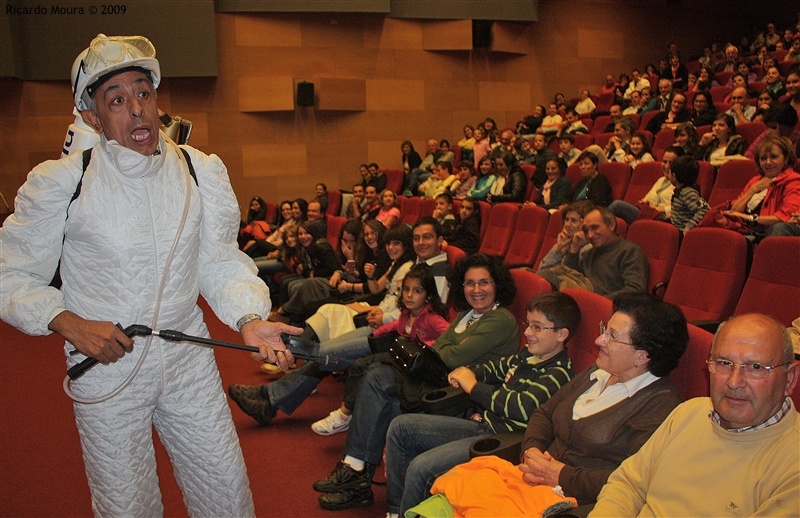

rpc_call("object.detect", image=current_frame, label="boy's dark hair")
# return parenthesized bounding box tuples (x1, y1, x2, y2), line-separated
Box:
(671, 155, 700, 186)
(435, 192, 454, 205)
(561, 200, 595, 220)
(527, 292, 582, 343)
(458, 161, 474, 172)
(663, 145, 686, 157)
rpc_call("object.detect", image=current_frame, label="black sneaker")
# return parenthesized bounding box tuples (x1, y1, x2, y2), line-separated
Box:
(313, 462, 371, 493)
(318, 487, 374, 511)
(227, 384, 276, 426)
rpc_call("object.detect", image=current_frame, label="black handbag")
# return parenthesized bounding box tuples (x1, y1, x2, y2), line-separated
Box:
(388, 336, 449, 388)
(367, 330, 400, 354)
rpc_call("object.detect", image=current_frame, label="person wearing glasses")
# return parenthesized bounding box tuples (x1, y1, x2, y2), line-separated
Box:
(403, 294, 687, 517)
(384, 292, 581, 517)
(313, 253, 520, 511)
(514, 294, 686, 508)
(592, 313, 799, 517)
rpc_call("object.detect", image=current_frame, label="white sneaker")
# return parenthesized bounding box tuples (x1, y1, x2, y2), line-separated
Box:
(311, 409, 351, 436)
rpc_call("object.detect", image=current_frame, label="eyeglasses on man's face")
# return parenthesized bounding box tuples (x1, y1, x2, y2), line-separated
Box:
(706, 358, 791, 380)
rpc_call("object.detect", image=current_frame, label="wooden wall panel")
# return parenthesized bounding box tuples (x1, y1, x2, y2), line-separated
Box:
(422, 20, 473, 51)
(368, 140, 404, 172)
(238, 77, 295, 112)
(300, 14, 367, 49)
(365, 18, 423, 50)
(317, 78, 367, 111)
(479, 82, 532, 112)
(366, 79, 425, 111)
(424, 80, 479, 111)
(19, 82, 72, 117)
(242, 143, 307, 177)
(579, 29, 624, 60)
(234, 14, 301, 47)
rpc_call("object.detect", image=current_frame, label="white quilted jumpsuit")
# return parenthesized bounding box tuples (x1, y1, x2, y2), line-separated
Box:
(0, 135, 269, 517)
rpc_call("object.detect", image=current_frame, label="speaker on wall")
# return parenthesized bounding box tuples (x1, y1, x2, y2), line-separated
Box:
(472, 20, 493, 50)
(297, 82, 315, 107)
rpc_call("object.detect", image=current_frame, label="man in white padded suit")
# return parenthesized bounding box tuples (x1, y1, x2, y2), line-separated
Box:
(0, 34, 300, 517)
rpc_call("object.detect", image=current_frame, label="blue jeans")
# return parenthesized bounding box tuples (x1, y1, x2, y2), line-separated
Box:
(342, 363, 402, 467)
(253, 258, 287, 276)
(386, 413, 493, 514)
(608, 200, 640, 226)
(253, 258, 288, 304)
(265, 326, 372, 414)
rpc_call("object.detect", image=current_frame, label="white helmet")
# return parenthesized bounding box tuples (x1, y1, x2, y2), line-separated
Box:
(72, 34, 160, 111)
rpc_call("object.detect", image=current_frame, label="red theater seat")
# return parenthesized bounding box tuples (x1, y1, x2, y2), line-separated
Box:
(663, 228, 748, 322)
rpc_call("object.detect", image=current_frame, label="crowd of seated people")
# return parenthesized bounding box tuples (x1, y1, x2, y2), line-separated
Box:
(226, 22, 800, 515)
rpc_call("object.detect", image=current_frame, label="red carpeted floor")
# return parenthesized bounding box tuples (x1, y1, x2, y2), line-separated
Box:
(0, 301, 387, 517)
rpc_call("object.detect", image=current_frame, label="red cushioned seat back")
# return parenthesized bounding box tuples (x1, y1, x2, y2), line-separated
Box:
(734, 237, 800, 326)
(707, 159, 759, 207)
(669, 323, 713, 400)
(627, 220, 681, 298)
(478, 203, 519, 257)
(561, 288, 613, 373)
(505, 205, 550, 267)
(623, 161, 664, 204)
(663, 228, 748, 322)
(509, 269, 554, 348)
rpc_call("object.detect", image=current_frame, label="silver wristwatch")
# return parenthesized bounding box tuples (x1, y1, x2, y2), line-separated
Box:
(236, 313, 263, 331)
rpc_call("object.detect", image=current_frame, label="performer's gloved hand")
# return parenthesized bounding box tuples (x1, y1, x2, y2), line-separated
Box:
(242, 320, 303, 370)
(49, 310, 134, 364)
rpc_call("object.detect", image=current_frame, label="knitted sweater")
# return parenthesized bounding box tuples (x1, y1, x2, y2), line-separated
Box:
(521, 366, 683, 504)
(670, 185, 709, 233)
(564, 237, 649, 298)
(471, 349, 573, 433)
(591, 398, 800, 517)
(433, 308, 519, 369)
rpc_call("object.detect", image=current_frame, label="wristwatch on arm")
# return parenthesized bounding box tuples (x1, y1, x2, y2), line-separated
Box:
(236, 314, 263, 332)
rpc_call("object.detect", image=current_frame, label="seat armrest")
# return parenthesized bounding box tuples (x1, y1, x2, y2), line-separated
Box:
(422, 386, 471, 417)
(469, 430, 525, 464)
